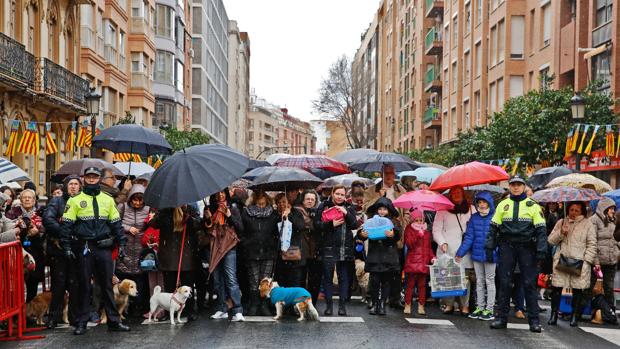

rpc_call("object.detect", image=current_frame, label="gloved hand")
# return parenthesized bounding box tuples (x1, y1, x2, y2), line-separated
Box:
(64, 249, 76, 260)
(118, 246, 126, 260)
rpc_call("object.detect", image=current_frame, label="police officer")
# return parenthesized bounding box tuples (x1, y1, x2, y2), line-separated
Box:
(61, 167, 130, 335)
(485, 175, 547, 333)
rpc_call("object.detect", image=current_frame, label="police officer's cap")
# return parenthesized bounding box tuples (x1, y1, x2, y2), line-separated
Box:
(508, 175, 526, 185)
(83, 167, 102, 177)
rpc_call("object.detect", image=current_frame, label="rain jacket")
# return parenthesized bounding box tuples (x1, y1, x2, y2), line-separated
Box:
(456, 191, 497, 263)
(590, 197, 619, 266)
(239, 206, 281, 261)
(359, 197, 402, 273)
(116, 184, 150, 274)
(404, 224, 435, 274)
(315, 198, 359, 262)
(548, 216, 597, 289)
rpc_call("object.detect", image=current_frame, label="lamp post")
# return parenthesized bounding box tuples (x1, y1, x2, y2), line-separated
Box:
(571, 93, 585, 171)
(85, 87, 101, 157)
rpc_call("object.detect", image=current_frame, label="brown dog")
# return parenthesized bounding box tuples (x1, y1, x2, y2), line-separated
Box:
(25, 291, 69, 326)
(100, 279, 138, 324)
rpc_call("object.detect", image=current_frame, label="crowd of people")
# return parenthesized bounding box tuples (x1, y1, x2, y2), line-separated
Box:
(0, 163, 618, 336)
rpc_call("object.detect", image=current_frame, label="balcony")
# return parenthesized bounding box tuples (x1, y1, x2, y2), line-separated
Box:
(96, 36, 104, 56)
(425, 0, 444, 18)
(424, 66, 442, 93)
(39, 58, 89, 110)
(0, 32, 35, 90)
(119, 54, 126, 72)
(423, 107, 441, 129)
(104, 44, 118, 66)
(80, 26, 95, 50)
(130, 72, 152, 90)
(592, 21, 612, 48)
(131, 17, 154, 37)
(425, 27, 443, 56)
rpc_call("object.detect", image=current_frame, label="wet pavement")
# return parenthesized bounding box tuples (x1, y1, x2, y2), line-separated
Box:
(2, 299, 619, 349)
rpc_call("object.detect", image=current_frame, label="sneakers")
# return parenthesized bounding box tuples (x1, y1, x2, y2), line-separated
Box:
(479, 310, 495, 321)
(231, 313, 245, 322)
(211, 311, 228, 319)
(515, 310, 526, 319)
(468, 308, 483, 319)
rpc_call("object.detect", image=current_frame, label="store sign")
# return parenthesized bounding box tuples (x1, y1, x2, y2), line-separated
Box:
(565, 149, 620, 171)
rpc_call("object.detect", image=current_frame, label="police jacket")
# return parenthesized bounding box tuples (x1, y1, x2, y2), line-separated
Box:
(485, 194, 547, 258)
(61, 185, 125, 249)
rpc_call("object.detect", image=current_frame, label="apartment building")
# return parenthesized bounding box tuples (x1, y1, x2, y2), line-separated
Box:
(0, 0, 89, 192)
(191, 0, 229, 143)
(227, 20, 250, 153)
(276, 108, 316, 157)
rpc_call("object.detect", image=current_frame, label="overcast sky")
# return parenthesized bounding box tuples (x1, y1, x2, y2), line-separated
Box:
(224, 0, 380, 124)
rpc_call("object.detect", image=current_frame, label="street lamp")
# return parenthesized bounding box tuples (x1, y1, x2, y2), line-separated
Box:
(85, 87, 101, 157)
(571, 93, 585, 171)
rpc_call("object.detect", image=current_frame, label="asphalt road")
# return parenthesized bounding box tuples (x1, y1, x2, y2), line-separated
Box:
(2, 299, 619, 349)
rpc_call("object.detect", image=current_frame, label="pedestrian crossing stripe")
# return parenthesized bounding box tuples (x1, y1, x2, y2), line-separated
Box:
(580, 327, 620, 346)
(54, 322, 99, 329)
(506, 323, 532, 330)
(405, 318, 454, 326)
(243, 316, 276, 322)
(141, 319, 187, 325)
(319, 317, 364, 323)
(332, 296, 363, 300)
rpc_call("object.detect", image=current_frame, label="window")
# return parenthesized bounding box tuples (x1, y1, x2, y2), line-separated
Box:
(452, 16, 458, 47)
(510, 16, 525, 59)
(451, 107, 457, 138)
(465, 3, 471, 35)
(452, 61, 457, 90)
(131, 0, 145, 17)
(475, 41, 481, 77)
(540, 66, 550, 90)
(542, 4, 551, 47)
(155, 4, 174, 38)
(529, 9, 535, 54)
(464, 100, 470, 130)
(104, 21, 116, 47)
(444, 25, 449, 49)
(529, 71, 535, 90)
(489, 81, 496, 113)
(154, 50, 173, 84)
(476, 0, 482, 25)
(592, 51, 611, 91)
(596, 0, 613, 26)
(81, 4, 92, 26)
(509, 76, 524, 98)
(444, 67, 449, 86)
(175, 19, 184, 50)
(474, 91, 481, 126)
(490, 25, 497, 66)
(175, 60, 184, 91)
(498, 19, 505, 62)
(153, 100, 176, 127)
(131, 52, 141, 72)
(497, 78, 504, 110)
(464, 50, 471, 84)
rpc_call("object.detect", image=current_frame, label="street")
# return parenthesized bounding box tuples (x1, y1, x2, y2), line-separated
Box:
(3, 299, 618, 349)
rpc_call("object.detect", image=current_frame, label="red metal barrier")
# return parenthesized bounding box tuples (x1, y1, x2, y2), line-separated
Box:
(0, 241, 44, 341)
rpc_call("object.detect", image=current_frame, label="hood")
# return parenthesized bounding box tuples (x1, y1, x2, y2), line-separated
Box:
(366, 197, 399, 218)
(126, 184, 146, 203)
(596, 197, 616, 217)
(474, 191, 495, 215)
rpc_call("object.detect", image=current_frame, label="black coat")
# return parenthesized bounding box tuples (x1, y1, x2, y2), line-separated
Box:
(151, 207, 200, 272)
(314, 199, 359, 262)
(358, 220, 401, 273)
(43, 196, 68, 256)
(239, 206, 281, 261)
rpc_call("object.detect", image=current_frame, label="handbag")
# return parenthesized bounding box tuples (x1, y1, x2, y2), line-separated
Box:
(281, 246, 302, 261)
(321, 206, 344, 223)
(556, 254, 583, 276)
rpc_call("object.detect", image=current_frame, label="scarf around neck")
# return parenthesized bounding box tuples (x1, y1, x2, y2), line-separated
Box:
(246, 205, 273, 218)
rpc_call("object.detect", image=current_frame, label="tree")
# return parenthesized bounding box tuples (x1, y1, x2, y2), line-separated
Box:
(160, 127, 211, 152)
(312, 55, 375, 148)
(115, 111, 137, 125)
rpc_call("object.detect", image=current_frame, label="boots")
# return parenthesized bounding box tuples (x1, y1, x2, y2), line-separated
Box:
(258, 298, 272, 316)
(338, 300, 347, 316)
(570, 291, 582, 327)
(324, 299, 333, 316)
(369, 299, 378, 315)
(548, 288, 560, 325)
(377, 299, 386, 316)
(247, 291, 259, 316)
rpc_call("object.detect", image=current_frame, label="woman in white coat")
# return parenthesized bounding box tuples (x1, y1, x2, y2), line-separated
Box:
(432, 186, 474, 314)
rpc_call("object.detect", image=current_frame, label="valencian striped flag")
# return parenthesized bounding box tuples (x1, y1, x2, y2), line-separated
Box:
(114, 153, 132, 162)
(76, 119, 89, 147)
(153, 156, 163, 169)
(17, 121, 40, 156)
(84, 131, 92, 147)
(4, 120, 20, 157)
(45, 122, 58, 155)
(67, 121, 77, 152)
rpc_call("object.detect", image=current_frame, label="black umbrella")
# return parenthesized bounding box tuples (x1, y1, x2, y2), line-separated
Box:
(528, 166, 576, 191)
(247, 159, 271, 171)
(309, 168, 342, 180)
(144, 144, 249, 209)
(242, 166, 276, 181)
(52, 159, 123, 182)
(93, 124, 172, 156)
(333, 148, 380, 164)
(349, 152, 422, 173)
(249, 167, 323, 192)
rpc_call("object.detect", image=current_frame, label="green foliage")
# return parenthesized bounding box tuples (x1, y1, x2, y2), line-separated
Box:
(161, 127, 211, 152)
(115, 111, 136, 125)
(407, 80, 618, 166)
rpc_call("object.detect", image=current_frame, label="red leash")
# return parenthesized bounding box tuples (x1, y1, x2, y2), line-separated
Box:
(175, 223, 187, 287)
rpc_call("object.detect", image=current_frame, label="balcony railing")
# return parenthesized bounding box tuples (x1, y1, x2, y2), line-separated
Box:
(0, 32, 35, 89)
(592, 21, 612, 48)
(104, 44, 118, 66)
(131, 17, 154, 36)
(130, 72, 152, 90)
(80, 26, 95, 50)
(425, 0, 444, 18)
(424, 107, 439, 123)
(424, 27, 443, 55)
(39, 58, 89, 109)
(424, 66, 437, 85)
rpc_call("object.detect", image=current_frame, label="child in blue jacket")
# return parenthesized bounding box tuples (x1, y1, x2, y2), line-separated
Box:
(455, 191, 497, 321)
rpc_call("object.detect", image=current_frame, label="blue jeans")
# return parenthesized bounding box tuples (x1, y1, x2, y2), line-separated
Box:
(322, 260, 350, 302)
(213, 249, 243, 314)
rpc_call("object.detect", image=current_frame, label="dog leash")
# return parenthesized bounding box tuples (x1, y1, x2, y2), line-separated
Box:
(175, 223, 187, 288)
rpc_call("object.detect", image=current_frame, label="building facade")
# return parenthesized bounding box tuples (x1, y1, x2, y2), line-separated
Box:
(276, 108, 316, 157)
(227, 20, 250, 154)
(0, 0, 89, 193)
(322, 120, 349, 158)
(191, 0, 229, 143)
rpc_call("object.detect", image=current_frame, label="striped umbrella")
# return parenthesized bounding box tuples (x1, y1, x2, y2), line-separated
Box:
(274, 155, 350, 174)
(531, 186, 602, 203)
(0, 157, 30, 184)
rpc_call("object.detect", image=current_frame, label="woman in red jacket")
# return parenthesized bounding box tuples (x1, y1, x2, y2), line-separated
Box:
(403, 209, 436, 315)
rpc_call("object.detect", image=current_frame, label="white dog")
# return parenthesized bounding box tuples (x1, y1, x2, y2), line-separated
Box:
(148, 285, 192, 325)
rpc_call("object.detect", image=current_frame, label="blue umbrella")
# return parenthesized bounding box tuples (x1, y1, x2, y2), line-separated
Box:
(596, 189, 620, 209)
(398, 167, 445, 183)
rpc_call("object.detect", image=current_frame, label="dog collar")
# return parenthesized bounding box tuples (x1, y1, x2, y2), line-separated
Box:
(171, 292, 186, 312)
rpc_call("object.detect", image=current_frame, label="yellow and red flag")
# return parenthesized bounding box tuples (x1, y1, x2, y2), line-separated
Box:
(67, 121, 77, 152)
(17, 121, 40, 156)
(84, 131, 92, 147)
(153, 156, 163, 169)
(4, 120, 20, 157)
(76, 119, 88, 147)
(45, 122, 58, 155)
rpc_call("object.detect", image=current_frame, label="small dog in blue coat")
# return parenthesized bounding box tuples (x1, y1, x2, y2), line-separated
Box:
(259, 277, 320, 321)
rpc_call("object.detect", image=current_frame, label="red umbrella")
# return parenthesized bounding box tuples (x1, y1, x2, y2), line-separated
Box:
(429, 161, 509, 192)
(274, 155, 350, 174)
(393, 190, 455, 212)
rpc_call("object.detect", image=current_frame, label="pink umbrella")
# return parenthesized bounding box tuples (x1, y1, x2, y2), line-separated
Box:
(393, 190, 455, 212)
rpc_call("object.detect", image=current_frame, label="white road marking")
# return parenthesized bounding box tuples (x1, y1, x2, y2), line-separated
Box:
(405, 318, 454, 326)
(507, 323, 531, 330)
(580, 327, 620, 347)
(319, 316, 365, 323)
(332, 296, 363, 300)
(242, 316, 276, 322)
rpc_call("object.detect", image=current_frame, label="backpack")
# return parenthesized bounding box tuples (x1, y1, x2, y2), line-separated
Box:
(591, 294, 618, 325)
(139, 247, 158, 271)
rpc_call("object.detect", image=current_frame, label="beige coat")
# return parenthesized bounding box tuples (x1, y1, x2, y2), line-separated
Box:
(590, 197, 620, 266)
(548, 216, 597, 290)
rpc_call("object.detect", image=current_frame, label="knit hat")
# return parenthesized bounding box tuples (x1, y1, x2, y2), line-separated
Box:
(410, 209, 424, 220)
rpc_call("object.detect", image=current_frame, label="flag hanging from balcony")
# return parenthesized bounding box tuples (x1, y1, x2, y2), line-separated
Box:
(67, 121, 77, 152)
(17, 121, 40, 156)
(4, 120, 20, 157)
(45, 122, 58, 155)
(132, 154, 142, 162)
(76, 119, 89, 147)
(84, 131, 92, 147)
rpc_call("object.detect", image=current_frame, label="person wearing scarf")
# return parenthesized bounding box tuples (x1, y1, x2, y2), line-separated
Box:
(205, 190, 244, 322)
(292, 190, 322, 305)
(403, 209, 436, 315)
